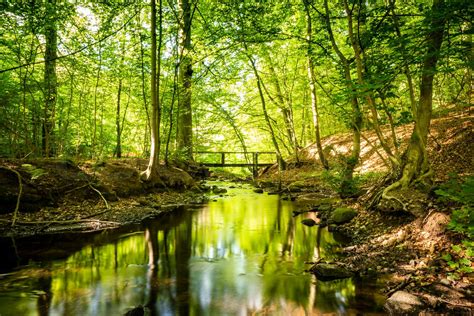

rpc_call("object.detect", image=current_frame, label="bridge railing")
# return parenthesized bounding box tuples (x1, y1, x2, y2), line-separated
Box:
(193, 151, 276, 176)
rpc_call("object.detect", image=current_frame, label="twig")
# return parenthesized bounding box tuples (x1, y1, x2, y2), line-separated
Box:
(0, 166, 22, 227)
(386, 276, 412, 296)
(64, 183, 88, 193)
(83, 208, 112, 219)
(88, 184, 110, 209)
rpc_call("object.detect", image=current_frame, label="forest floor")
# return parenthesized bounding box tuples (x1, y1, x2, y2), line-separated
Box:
(0, 111, 472, 313)
(257, 110, 474, 314)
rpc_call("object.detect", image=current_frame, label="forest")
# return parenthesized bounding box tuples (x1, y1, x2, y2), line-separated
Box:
(0, 0, 473, 315)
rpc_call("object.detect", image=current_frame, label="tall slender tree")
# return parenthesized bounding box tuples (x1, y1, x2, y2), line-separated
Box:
(323, 0, 363, 196)
(176, 0, 194, 161)
(303, 0, 328, 170)
(42, 0, 57, 157)
(143, 0, 163, 181)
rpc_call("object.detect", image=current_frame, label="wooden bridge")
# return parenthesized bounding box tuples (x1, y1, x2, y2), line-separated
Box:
(193, 151, 276, 175)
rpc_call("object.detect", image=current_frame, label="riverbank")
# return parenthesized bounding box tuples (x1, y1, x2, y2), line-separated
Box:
(254, 112, 474, 314)
(0, 159, 213, 238)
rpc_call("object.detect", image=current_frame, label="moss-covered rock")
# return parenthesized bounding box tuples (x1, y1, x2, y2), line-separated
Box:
(301, 218, 317, 226)
(310, 263, 353, 281)
(330, 207, 357, 225)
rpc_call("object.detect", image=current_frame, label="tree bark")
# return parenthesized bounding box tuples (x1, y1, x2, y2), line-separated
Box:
(143, 0, 162, 180)
(176, 0, 194, 161)
(303, 0, 329, 170)
(116, 77, 123, 158)
(42, 0, 57, 157)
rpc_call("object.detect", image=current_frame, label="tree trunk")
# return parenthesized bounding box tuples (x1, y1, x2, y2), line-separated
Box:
(323, 0, 362, 195)
(379, 0, 446, 215)
(246, 51, 286, 171)
(176, 0, 194, 161)
(42, 0, 57, 157)
(397, 0, 446, 188)
(390, 0, 417, 117)
(143, 0, 162, 181)
(303, 0, 329, 170)
(262, 49, 299, 161)
(116, 77, 122, 158)
(344, 0, 399, 170)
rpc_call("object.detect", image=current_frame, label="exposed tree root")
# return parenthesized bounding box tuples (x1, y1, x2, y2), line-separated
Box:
(0, 166, 22, 227)
(0, 219, 119, 226)
(380, 181, 408, 212)
(88, 184, 109, 209)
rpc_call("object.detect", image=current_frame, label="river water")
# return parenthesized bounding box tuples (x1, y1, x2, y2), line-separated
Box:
(0, 183, 385, 315)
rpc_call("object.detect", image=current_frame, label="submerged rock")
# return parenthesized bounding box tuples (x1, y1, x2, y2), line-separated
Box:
(310, 263, 353, 281)
(253, 188, 264, 194)
(212, 186, 227, 194)
(301, 218, 317, 227)
(329, 207, 357, 225)
(385, 291, 425, 314)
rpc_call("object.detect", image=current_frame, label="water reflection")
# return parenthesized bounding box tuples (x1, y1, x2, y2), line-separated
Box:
(0, 185, 384, 315)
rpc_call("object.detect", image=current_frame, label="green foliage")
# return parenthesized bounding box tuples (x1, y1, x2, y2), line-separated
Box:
(21, 164, 47, 180)
(435, 174, 474, 238)
(436, 175, 474, 279)
(441, 241, 474, 280)
(321, 168, 382, 197)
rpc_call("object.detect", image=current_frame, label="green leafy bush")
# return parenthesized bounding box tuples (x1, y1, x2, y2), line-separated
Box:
(435, 175, 474, 279)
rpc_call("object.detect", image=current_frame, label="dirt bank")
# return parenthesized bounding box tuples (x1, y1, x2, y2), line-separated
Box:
(0, 159, 207, 238)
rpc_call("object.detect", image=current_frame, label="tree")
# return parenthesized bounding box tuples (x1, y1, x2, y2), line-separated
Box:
(380, 0, 447, 214)
(42, 0, 57, 157)
(176, 0, 194, 161)
(323, 0, 363, 196)
(143, 0, 163, 181)
(303, 0, 328, 170)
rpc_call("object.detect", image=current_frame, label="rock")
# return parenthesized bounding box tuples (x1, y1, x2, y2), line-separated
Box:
(328, 224, 337, 232)
(212, 186, 227, 194)
(310, 263, 353, 281)
(301, 218, 317, 227)
(385, 291, 425, 314)
(296, 193, 327, 205)
(253, 188, 264, 194)
(288, 181, 305, 191)
(329, 207, 357, 225)
(317, 204, 333, 212)
(422, 212, 450, 237)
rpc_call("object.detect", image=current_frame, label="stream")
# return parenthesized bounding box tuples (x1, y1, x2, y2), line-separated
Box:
(0, 183, 386, 315)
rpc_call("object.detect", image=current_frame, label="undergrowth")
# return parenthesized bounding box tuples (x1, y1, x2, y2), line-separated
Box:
(435, 174, 474, 280)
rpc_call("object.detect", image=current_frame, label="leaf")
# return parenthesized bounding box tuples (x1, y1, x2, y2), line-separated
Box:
(452, 244, 462, 253)
(442, 253, 452, 261)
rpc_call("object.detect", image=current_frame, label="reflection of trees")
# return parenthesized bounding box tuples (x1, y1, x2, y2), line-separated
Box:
(145, 225, 159, 316)
(281, 202, 295, 256)
(312, 279, 355, 313)
(315, 227, 322, 260)
(36, 266, 52, 316)
(175, 215, 192, 316)
(142, 210, 192, 316)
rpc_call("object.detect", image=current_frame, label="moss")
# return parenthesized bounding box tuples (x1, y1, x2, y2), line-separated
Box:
(330, 207, 357, 224)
